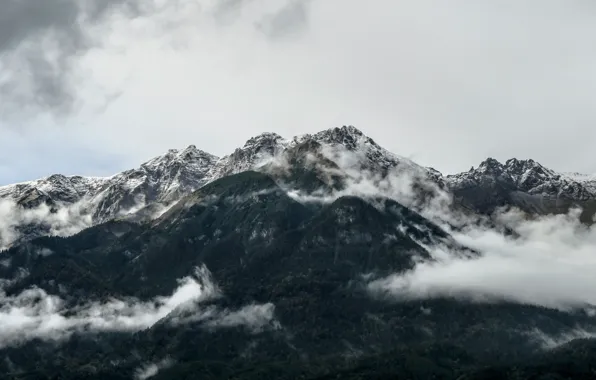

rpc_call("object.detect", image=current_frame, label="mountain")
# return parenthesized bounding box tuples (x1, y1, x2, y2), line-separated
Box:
(0, 146, 219, 248)
(1, 126, 596, 379)
(1, 169, 595, 379)
(446, 157, 596, 222)
(0, 126, 445, 248)
(0, 145, 218, 217)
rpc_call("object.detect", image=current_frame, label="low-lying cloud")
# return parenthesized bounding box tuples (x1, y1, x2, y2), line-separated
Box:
(0, 199, 93, 250)
(134, 357, 175, 380)
(171, 302, 280, 334)
(0, 265, 278, 348)
(0, 267, 208, 348)
(266, 143, 596, 312)
(369, 208, 596, 312)
(0, 194, 176, 250)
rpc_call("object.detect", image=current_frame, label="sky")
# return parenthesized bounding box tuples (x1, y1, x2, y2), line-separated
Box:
(1, 0, 596, 185)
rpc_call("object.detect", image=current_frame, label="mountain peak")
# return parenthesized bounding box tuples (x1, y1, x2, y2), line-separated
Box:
(177, 145, 218, 162)
(241, 132, 286, 150)
(311, 125, 375, 150)
(143, 145, 218, 169)
(205, 133, 288, 180)
(477, 157, 504, 173)
(504, 158, 554, 175)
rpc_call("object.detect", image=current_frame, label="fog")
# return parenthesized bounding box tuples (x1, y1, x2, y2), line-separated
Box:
(270, 141, 596, 312)
(0, 265, 278, 348)
(0, 199, 93, 250)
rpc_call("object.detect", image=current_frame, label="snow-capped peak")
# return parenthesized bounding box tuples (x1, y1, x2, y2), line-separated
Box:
(310, 125, 371, 149)
(241, 132, 286, 151)
(447, 157, 596, 200)
(4, 125, 593, 249)
(475, 157, 506, 175)
(206, 126, 428, 182)
(141, 145, 217, 171)
(0, 145, 220, 224)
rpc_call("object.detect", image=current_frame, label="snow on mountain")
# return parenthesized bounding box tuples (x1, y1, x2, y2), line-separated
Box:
(1, 125, 595, 248)
(561, 172, 596, 195)
(446, 157, 596, 201)
(0, 175, 108, 209)
(1, 126, 445, 247)
(443, 157, 596, 222)
(0, 146, 219, 219)
(91, 145, 219, 222)
(209, 126, 440, 182)
(205, 132, 291, 180)
(301, 125, 417, 172)
(0, 146, 219, 247)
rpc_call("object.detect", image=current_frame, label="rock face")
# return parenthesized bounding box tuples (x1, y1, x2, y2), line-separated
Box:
(445, 157, 596, 221)
(0, 145, 218, 218)
(0, 126, 443, 247)
(1, 126, 595, 248)
(2, 126, 596, 249)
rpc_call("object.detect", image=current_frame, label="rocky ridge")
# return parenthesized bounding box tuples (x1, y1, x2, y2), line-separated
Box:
(1, 126, 595, 247)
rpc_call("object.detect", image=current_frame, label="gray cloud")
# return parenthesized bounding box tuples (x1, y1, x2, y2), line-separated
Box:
(0, 263, 278, 348)
(169, 302, 280, 335)
(256, 0, 311, 39)
(2, 0, 596, 185)
(0, 0, 312, 119)
(0, 0, 139, 116)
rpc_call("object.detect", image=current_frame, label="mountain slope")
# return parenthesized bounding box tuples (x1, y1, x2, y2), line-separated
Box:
(446, 157, 596, 221)
(0, 126, 445, 248)
(0, 146, 219, 248)
(2, 168, 596, 379)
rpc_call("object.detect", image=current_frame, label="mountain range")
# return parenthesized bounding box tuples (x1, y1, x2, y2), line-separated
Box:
(1, 126, 594, 248)
(0, 126, 595, 379)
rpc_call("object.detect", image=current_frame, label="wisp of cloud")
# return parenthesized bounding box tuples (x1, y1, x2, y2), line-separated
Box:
(271, 144, 596, 312)
(0, 265, 278, 348)
(0, 198, 93, 250)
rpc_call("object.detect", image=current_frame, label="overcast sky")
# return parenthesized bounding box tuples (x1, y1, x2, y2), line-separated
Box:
(1, 0, 595, 184)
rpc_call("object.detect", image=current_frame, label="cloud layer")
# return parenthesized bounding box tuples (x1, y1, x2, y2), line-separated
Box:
(0, 0, 310, 118)
(369, 208, 596, 310)
(0, 267, 206, 348)
(0, 265, 278, 348)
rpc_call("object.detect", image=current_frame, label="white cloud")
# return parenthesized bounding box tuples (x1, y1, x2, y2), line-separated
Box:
(0, 193, 175, 250)
(268, 146, 596, 313)
(35, 247, 54, 257)
(134, 357, 175, 380)
(278, 143, 464, 226)
(0, 264, 279, 349)
(366, 194, 596, 312)
(0, 199, 93, 250)
(530, 327, 596, 349)
(0, 267, 210, 348)
(203, 303, 280, 334)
